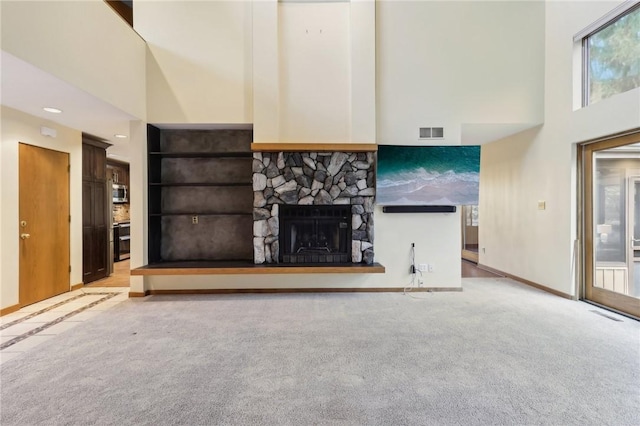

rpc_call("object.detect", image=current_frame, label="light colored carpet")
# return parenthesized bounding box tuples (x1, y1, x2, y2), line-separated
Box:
(1, 277, 638, 425)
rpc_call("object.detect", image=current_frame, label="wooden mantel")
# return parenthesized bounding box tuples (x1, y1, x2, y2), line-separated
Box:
(251, 143, 377, 152)
(132, 262, 386, 276)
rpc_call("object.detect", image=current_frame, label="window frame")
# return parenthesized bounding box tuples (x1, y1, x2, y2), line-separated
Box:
(578, 2, 640, 107)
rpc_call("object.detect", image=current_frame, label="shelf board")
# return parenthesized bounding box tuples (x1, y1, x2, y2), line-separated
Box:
(251, 143, 377, 152)
(149, 182, 252, 187)
(149, 151, 252, 158)
(132, 261, 386, 276)
(149, 213, 252, 217)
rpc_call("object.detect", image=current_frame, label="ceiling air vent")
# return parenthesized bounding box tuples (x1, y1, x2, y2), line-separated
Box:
(419, 127, 444, 139)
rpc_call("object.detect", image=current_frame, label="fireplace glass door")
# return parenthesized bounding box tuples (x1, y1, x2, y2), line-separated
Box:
(280, 205, 351, 263)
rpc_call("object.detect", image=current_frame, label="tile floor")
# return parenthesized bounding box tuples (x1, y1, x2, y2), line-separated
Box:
(0, 287, 129, 365)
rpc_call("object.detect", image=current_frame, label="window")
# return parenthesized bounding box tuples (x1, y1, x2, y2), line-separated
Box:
(582, 4, 640, 105)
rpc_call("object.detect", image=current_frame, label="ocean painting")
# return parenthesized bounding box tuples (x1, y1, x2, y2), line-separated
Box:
(377, 145, 480, 206)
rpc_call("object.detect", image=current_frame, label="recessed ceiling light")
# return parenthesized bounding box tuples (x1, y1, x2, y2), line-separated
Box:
(114, 134, 127, 139)
(43, 107, 63, 114)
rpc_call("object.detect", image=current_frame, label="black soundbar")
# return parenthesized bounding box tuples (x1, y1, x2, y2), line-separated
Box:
(382, 205, 457, 213)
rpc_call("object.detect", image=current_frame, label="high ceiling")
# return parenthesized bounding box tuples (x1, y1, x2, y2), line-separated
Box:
(1, 50, 537, 163)
(1, 50, 137, 162)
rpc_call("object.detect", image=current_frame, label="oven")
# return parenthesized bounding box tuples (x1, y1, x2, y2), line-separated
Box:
(114, 221, 130, 261)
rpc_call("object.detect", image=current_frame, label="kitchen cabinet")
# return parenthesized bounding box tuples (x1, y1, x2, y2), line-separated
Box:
(83, 143, 106, 182)
(107, 161, 129, 187)
(82, 136, 110, 283)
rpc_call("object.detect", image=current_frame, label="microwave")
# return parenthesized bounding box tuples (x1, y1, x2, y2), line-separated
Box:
(112, 183, 128, 203)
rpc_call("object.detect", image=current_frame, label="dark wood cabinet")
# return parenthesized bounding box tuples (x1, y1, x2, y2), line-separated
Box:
(82, 136, 110, 284)
(83, 143, 106, 182)
(107, 161, 129, 186)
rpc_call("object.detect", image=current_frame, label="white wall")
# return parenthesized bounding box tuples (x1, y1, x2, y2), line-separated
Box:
(0, 0, 4, 300)
(571, 88, 640, 142)
(128, 120, 147, 295)
(253, 0, 376, 144)
(7, 1, 617, 297)
(253, 0, 280, 141)
(135, 0, 253, 124)
(376, 0, 545, 145)
(1, 107, 83, 310)
(142, 0, 461, 293)
(143, 0, 550, 292)
(145, 206, 460, 291)
(359, 0, 544, 291)
(479, 0, 640, 296)
(278, 2, 351, 143)
(0, 0, 146, 120)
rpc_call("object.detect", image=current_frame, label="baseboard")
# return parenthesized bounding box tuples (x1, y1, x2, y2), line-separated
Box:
(477, 264, 572, 299)
(420, 287, 463, 292)
(475, 263, 505, 276)
(0, 303, 21, 316)
(143, 287, 462, 295)
(71, 283, 84, 291)
(128, 291, 149, 298)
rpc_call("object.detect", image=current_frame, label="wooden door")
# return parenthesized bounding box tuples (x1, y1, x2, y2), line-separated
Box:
(19, 143, 70, 306)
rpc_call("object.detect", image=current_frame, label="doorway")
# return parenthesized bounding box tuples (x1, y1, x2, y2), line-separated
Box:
(19, 143, 70, 306)
(461, 205, 479, 263)
(581, 132, 640, 318)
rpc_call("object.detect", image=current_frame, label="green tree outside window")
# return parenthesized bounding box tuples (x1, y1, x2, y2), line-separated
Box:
(587, 6, 640, 104)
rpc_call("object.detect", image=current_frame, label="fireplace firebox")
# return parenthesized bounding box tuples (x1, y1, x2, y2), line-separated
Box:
(279, 205, 352, 264)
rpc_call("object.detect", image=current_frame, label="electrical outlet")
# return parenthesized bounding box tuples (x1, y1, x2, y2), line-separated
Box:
(418, 279, 424, 287)
(418, 263, 428, 272)
(428, 264, 434, 273)
(192, 216, 199, 224)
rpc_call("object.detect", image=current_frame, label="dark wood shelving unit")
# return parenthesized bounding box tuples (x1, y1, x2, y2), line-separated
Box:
(149, 151, 252, 158)
(149, 213, 253, 217)
(147, 126, 254, 264)
(149, 182, 252, 187)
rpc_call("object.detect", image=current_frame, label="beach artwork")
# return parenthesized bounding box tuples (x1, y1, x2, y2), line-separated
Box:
(376, 145, 480, 206)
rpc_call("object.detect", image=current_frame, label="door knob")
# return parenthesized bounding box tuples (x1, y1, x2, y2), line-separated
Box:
(20, 233, 30, 240)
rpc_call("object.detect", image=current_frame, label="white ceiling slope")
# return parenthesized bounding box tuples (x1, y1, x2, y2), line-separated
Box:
(1, 50, 136, 162)
(461, 123, 542, 146)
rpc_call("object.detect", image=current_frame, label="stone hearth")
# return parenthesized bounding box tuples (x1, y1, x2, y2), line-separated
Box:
(252, 151, 375, 264)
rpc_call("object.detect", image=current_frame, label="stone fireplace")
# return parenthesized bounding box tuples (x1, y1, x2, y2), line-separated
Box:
(252, 151, 375, 264)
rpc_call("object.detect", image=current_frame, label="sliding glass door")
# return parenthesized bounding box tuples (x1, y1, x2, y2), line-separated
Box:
(582, 133, 640, 318)
(627, 177, 640, 299)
